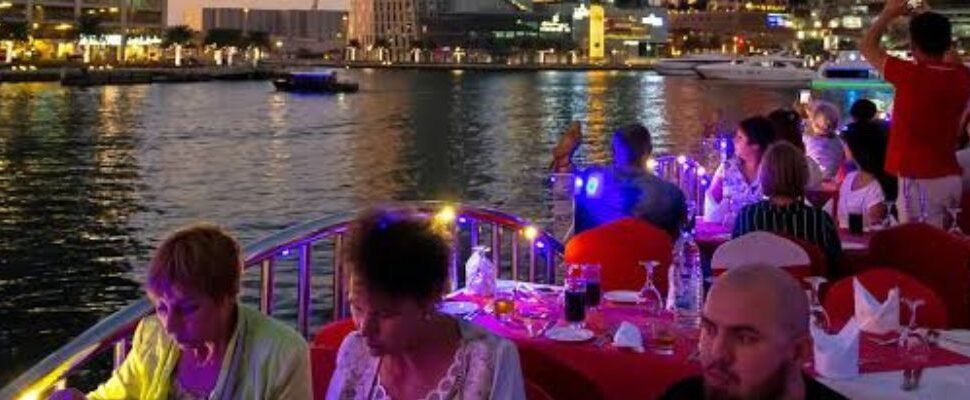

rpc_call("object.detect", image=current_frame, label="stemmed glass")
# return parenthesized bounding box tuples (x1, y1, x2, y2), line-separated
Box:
(881, 200, 897, 229)
(803, 276, 830, 331)
(639, 260, 665, 316)
(946, 203, 963, 236)
(898, 298, 930, 391)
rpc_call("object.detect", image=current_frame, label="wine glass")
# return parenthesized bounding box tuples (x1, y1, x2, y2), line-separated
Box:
(803, 276, 830, 331)
(639, 260, 664, 316)
(946, 203, 963, 236)
(898, 298, 930, 391)
(881, 200, 897, 229)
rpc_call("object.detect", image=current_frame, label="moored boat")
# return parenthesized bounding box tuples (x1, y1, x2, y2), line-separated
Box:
(695, 55, 815, 83)
(273, 71, 359, 94)
(654, 53, 735, 77)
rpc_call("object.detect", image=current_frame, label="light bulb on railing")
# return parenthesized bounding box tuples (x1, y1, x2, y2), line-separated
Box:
(697, 166, 707, 176)
(281, 249, 291, 257)
(536, 240, 545, 249)
(523, 226, 538, 241)
(646, 158, 658, 172)
(435, 206, 457, 224)
(676, 155, 688, 165)
(458, 216, 467, 224)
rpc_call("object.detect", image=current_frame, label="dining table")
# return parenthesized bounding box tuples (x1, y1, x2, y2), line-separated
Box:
(444, 280, 970, 400)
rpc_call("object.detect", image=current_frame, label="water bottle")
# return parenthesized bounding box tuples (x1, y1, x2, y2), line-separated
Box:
(666, 228, 704, 329)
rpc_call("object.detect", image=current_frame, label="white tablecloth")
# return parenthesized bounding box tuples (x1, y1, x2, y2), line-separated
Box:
(820, 331, 970, 400)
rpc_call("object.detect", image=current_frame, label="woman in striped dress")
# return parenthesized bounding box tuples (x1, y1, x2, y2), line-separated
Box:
(733, 142, 842, 266)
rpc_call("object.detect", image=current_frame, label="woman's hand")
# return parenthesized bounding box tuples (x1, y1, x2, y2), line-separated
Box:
(48, 388, 88, 400)
(549, 121, 583, 172)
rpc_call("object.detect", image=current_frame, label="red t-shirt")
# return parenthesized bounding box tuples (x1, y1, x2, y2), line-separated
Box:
(884, 56, 970, 178)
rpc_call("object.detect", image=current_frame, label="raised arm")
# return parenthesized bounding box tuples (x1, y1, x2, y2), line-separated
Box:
(860, 0, 909, 73)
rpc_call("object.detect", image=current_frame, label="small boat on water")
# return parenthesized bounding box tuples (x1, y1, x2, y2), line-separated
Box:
(696, 55, 815, 83)
(655, 53, 735, 76)
(273, 71, 359, 94)
(817, 51, 880, 81)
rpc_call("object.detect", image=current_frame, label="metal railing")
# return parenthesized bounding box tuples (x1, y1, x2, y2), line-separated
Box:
(0, 201, 564, 400)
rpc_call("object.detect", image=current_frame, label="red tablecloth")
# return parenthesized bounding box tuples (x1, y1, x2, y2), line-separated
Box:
(447, 286, 970, 400)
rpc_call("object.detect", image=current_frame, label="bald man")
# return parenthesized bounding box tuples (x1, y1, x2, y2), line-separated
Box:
(660, 265, 847, 400)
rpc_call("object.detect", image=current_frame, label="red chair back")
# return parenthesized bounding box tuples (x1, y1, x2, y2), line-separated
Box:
(822, 268, 949, 329)
(310, 319, 357, 400)
(518, 344, 607, 400)
(868, 223, 970, 328)
(565, 217, 674, 293)
(778, 234, 830, 278)
(525, 381, 554, 400)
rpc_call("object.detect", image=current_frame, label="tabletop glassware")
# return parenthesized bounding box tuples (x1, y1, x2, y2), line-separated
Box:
(880, 200, 897, 229)
(639, 260, 664, 316)
(803, 276, 830, 331)
(647, 322, 678, 356)
(582, 264, 603, 310)
(898, 298, 930, 391)
(946, 203, 963, 236)
(492, 288, 516, 323)
(563, 276, 587, 329)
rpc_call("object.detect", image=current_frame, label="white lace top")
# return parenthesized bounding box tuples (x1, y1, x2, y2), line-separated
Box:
(325, 318, 525, 400)
(704, 157, 763, 223)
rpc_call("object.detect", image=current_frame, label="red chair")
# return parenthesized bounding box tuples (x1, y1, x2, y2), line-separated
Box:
(310, 319, 357, 400)
(518, 344, 607, 400)
(525, 381, 553, 400)
(778, 234, 830, 279)
(868, 223, 970, 328)
(822, 268, 949, 329)
(565, 217, 674, 293)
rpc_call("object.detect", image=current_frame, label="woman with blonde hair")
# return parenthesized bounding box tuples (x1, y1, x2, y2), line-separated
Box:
(805, 101, 846, 180)
(50, 224, 312, 400)
(733, 142, 842, 265)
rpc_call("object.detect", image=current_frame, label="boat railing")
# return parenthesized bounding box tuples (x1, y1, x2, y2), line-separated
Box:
(0, 201, 564, 400)
(651, 154, 712, 212)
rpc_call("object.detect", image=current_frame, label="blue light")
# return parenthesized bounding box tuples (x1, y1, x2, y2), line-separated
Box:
(281, 249, 291, 257)
(536, 241, 545, 249)
(585, 173, 602, 198)
(458, 217, 467, 224)
(574, 176, 584, 191)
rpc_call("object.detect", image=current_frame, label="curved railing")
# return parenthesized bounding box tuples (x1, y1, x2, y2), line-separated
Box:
(0, 201, 564, 400)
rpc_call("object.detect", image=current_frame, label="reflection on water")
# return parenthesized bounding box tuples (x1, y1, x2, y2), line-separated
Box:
(0, 71, 891, 386)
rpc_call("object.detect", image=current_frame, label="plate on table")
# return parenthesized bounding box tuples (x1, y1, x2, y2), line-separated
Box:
(842, 241, 867, 250)
(544, 326, 595, 342)
(438, 301, 479, 316)
(604, 290, 641, 304)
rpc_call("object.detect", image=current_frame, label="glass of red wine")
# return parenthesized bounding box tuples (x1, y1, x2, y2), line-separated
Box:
(563, 276, 587, 330)
(582, 264, 602, 310)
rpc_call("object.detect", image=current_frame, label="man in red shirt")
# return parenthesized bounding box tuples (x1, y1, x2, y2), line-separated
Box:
(861, 0, 970, 228)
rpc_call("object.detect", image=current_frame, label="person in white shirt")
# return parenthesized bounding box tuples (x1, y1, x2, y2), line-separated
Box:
(956, 105, 970, 193)
(705, 116, 778, 224)
(837, 123, 891, 228)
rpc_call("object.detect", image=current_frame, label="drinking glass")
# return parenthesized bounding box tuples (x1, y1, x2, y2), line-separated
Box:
(563, 276, 587, 329)
(582, 264, 602, 309)
(881, 200, 897, 229)
(639, 260, 664, 316)
(492, 289, 516, 323)
(803, 276, 830, 331)
(946, 203, 963, 236)
(898, 298, 929, 391)
(647, 322, 678, 356)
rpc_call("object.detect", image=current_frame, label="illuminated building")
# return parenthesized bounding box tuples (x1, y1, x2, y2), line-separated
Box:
(203, 8, 349, 54)
(589, 3, 604, 59)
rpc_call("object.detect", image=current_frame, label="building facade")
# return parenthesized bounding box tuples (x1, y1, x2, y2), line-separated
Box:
(2, 0, 166, 37)
(202, 8, 349, 53)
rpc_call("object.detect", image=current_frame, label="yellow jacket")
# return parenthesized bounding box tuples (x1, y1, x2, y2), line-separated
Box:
(88, 303, 312, 400)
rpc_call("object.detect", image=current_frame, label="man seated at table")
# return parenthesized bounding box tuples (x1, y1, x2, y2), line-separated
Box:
(660, 264, 847, 400)
(551, 122, 687, 239)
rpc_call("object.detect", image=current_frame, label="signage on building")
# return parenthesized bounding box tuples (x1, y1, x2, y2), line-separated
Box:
(80, 35, 163, 46)
(766, 13, 792, 28)
(641, 14, 664, 28)
(589, 5, 605, 59)
(573, 4, 589, 21)
(541, 14, 571, 33)
(841, 16, 863, 29)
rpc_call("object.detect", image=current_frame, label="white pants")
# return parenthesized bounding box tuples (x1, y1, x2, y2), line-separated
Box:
(897, 175, 962, 228)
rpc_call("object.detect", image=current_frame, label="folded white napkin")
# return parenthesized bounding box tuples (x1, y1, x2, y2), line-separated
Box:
(853, 278, 900, 335)
(812, 317, 861, 379)
(612, 321, 644, 352)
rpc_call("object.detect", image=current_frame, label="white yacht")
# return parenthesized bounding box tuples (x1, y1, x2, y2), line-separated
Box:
(654, 53, 735, 76)
(817, 51, 882, 81)
(695, 55, 816, 83)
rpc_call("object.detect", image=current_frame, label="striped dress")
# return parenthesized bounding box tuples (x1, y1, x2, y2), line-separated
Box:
(731, 200, 843, 265)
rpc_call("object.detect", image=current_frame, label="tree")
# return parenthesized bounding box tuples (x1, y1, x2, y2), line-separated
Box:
(204, 28, 244, 65)
(799, 38, 826, 57)
(163, 25, 194, 67)
(245, 31, 271, 50)
(373, 37, 390, 61)
(0, 20, 29, 63)
(76, 14, 103, 64)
